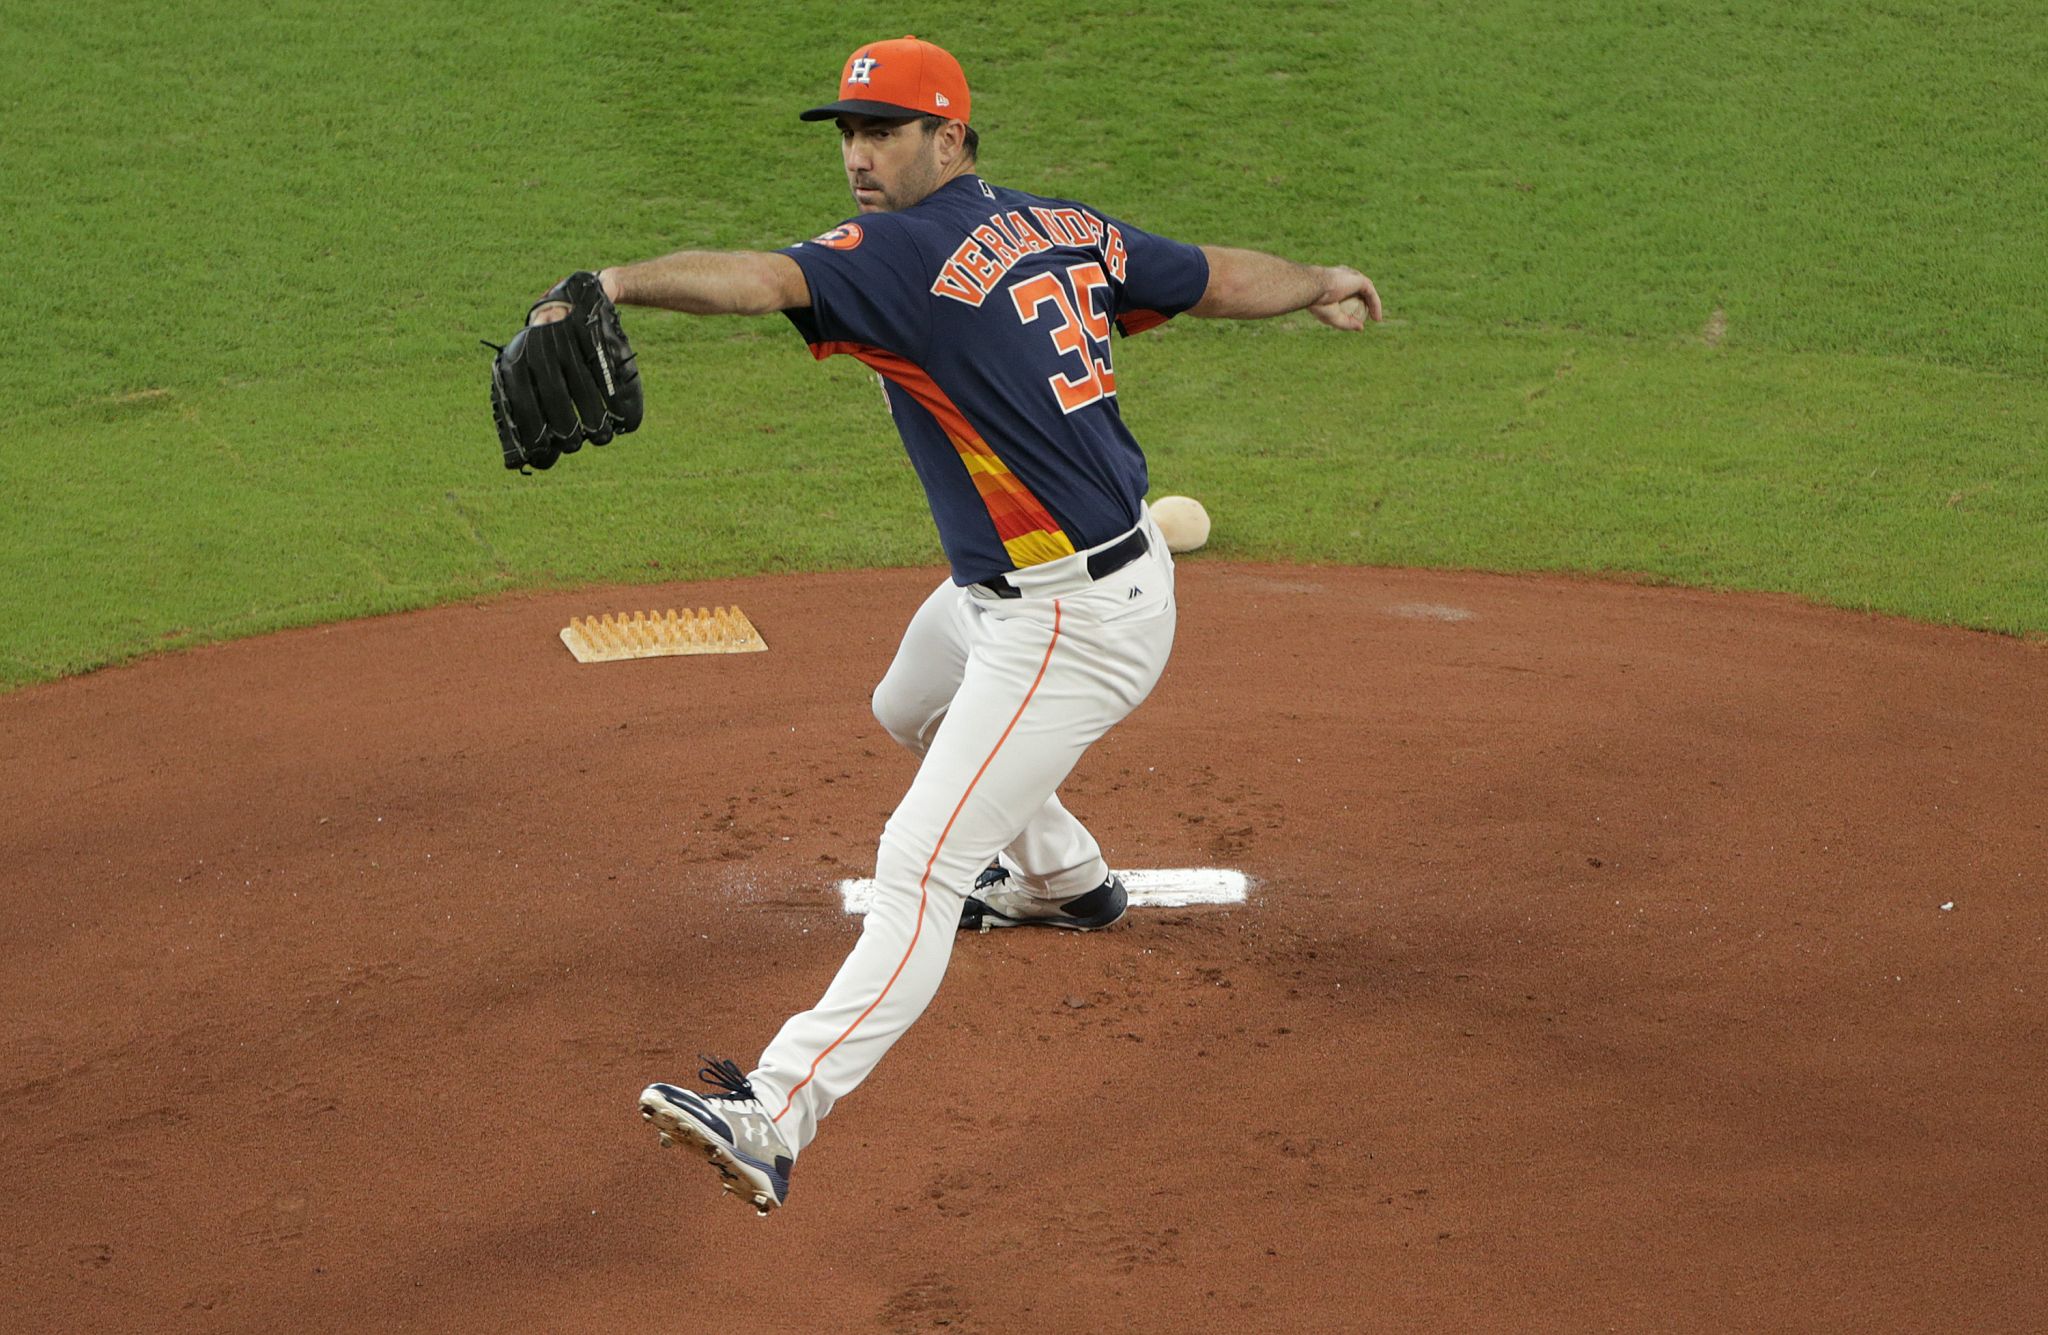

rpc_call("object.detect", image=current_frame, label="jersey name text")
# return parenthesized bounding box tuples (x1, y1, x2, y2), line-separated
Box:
(931, 208, 1130, 307)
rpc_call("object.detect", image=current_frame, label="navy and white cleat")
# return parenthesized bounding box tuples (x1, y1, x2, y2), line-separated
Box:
(640, 1057, 793, 1216)
(959, 866, 1129, 932)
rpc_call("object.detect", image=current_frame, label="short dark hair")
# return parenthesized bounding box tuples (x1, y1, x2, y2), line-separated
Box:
(918, 114, 979, 161)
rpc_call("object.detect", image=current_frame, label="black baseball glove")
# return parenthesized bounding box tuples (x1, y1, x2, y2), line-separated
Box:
(487, 271, 643, 471)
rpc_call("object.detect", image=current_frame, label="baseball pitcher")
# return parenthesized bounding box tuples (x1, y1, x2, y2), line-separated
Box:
(495, 35, 1381, 1215)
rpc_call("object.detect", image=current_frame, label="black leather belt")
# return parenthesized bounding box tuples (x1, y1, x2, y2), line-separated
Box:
(979, 526, 1150, 599)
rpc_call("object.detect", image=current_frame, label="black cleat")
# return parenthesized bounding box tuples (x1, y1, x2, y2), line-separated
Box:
(959, 866, 1129, 932)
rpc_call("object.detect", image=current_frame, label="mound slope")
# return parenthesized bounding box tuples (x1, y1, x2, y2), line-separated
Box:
(4, 565, 2043, 1331)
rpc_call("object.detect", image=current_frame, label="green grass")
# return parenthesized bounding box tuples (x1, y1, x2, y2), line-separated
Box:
(3, 0, 2043, 685)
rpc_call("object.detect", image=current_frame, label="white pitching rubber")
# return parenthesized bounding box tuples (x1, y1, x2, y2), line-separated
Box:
(838, 867, 1248, 915)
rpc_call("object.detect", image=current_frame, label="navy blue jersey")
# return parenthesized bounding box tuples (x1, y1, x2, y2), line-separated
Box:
(779, 175, 1209, 584)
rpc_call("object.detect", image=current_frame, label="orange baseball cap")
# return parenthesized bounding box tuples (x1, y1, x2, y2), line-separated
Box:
(799, 36, 971, 124)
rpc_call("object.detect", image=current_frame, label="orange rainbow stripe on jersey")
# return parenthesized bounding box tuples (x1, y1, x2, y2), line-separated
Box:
(811, 341, 1077, 568)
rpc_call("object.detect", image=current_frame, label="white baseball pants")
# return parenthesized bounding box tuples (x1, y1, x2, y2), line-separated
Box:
(750, 509, 1176, 1153)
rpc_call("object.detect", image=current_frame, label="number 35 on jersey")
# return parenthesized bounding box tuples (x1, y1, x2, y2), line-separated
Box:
(1012, 263, 1117, 414)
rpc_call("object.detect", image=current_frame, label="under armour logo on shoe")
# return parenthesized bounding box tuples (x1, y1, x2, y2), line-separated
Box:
(1127, 585, 1142, 599)
(849, 55, 880, 84)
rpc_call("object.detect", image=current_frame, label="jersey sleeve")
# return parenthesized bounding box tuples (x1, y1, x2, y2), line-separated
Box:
(777, 218, 930, 360)
(1102, 216, 1210, 337)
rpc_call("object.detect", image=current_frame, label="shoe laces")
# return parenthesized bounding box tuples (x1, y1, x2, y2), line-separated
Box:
(697, 1055, 760, 1103)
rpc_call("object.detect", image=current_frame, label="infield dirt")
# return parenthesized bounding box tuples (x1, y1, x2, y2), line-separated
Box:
(4, 565, 2044, 1331)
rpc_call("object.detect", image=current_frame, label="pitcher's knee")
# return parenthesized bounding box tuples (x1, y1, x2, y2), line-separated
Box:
(871, 680, 941, 754)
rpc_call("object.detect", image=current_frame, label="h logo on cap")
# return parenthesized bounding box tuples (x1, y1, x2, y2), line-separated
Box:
(848, 54, 879, 84)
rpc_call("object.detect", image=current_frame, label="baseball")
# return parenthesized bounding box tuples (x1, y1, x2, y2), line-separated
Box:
(1150, 495, 1211, 553)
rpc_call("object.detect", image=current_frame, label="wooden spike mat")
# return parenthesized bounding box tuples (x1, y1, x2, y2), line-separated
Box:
(560, 606, 767, 663)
